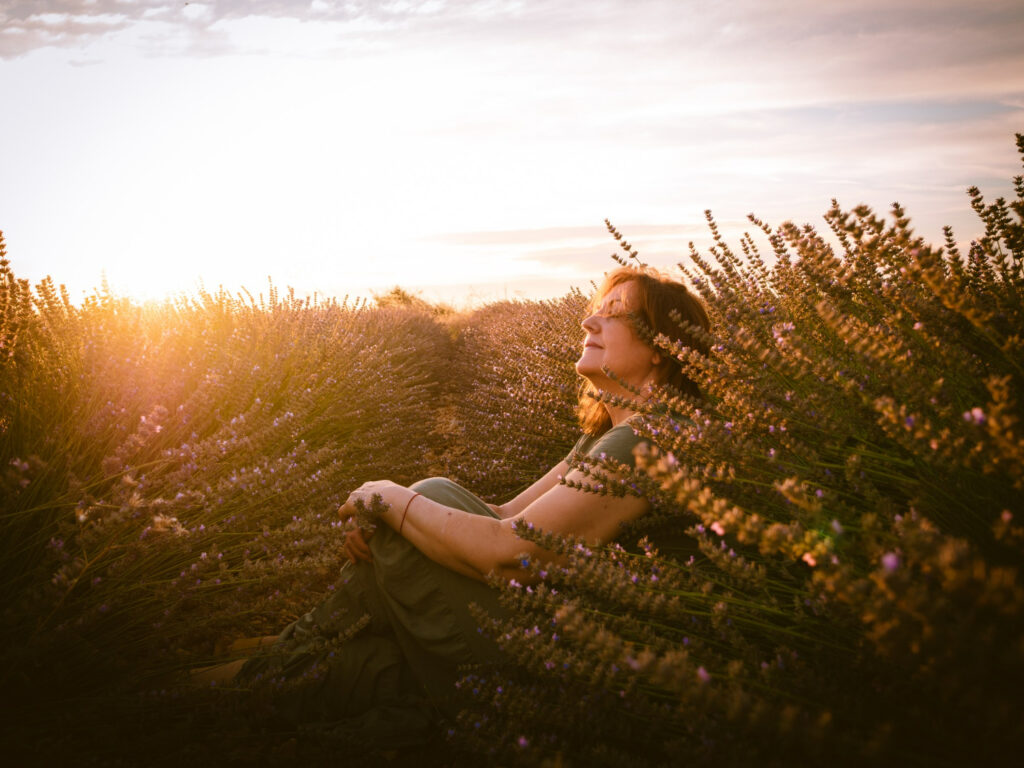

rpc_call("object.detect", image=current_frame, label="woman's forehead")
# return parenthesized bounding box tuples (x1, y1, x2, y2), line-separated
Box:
(597, 280, 638, 308)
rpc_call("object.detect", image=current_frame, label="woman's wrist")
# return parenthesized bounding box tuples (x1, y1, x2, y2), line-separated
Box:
(379, 486, 419, 530)
(398, 492, 421, 535)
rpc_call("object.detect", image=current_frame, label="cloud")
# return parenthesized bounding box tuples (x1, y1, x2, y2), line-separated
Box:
(0, 0, 464, 58)
(420, 219, 750, 286)
(3, 2, 1022, 146)
(423, 223, 703, 246)
(0, 3, 132, 57)
(1, 0, 1020, 79)
(3, 0, 1021, 306)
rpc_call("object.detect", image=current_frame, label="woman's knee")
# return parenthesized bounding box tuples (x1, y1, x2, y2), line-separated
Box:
(409, 476, 464, 502)
(408, 477, 496, 518)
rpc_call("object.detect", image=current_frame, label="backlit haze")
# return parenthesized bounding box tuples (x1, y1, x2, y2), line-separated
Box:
(2, 0, 1023, 306)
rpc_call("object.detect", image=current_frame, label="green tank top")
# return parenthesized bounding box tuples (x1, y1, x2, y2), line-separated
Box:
(565, 414, 646, 469)
(569, 414, 702, 562)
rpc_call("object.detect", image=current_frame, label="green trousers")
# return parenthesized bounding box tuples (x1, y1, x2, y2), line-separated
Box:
(237, 478, 508, 741)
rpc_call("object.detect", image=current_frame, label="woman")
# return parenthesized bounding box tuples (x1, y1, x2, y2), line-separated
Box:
(204, 267, 710, 741)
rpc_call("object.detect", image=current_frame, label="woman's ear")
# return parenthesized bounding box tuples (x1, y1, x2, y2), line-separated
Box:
(651, 351, 662, 366)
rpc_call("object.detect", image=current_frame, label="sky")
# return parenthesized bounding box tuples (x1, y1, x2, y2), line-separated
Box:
(1, 0, 1023, 307)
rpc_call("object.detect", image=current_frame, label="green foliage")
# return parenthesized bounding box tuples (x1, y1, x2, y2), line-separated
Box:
(0, 278, 451, 708)
(432, 294, 586, 500)
(454, 135, 1024, 766)
(373, 285, 457, 318)
(2, 135, 1023, 765)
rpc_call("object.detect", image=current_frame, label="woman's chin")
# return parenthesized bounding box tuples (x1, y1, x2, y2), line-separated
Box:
(575, 361, 598, 379)
(575, 350, 603, 377)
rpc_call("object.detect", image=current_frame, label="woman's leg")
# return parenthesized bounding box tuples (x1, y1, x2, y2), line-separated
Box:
(229, 635, 281, 656)
(364, 478, 508, 715)
(408, 477, 500, 519)
(187, 636, 281, 685)
(190, 658, 248, 685)
(230, 557, 422, 720)
(237, 556, 394, 674)
(226, 478, 505, 722)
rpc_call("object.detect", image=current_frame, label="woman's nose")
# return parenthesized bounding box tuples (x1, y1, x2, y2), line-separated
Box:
(581, 313, 600, 332)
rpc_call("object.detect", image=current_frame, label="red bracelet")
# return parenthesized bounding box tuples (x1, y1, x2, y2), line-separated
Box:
(399, 492, 420, 535)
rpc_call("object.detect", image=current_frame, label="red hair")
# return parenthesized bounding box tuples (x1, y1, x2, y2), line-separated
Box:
(577, 267, 711, 435)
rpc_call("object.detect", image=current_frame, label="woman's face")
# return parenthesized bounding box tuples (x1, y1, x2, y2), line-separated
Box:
(575, 280, 660, 392)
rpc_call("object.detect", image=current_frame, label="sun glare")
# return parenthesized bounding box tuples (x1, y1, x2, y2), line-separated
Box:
(3, 0, 1021, 307)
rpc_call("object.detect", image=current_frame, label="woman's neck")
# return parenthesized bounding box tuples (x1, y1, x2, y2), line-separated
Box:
(604, 378, 658, 427)
(605, 402, 638, 428)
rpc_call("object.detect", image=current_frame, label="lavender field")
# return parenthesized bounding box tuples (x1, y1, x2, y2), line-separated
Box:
(2, 137, 1023, 765)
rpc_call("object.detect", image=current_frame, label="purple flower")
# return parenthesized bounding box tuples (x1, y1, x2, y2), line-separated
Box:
(696, 666, 711, 683)
(881, 552, 900, 573)
(963, 407, 986, 425)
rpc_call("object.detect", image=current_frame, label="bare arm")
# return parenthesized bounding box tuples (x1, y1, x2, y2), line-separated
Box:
(488, 460, 570, 519)
(344, 467, 647, 584)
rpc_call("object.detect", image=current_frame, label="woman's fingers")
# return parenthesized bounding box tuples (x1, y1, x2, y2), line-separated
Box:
(344, 528, 373, 562)
(343, 538, 361, 562)
(339, 500, 373, 562)
(339, 484, 390, 562)
(351, 527, 373, 558)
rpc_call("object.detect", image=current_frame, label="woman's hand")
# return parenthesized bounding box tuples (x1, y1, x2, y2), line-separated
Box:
(343, 526, 374, 562)
(338, 480, 402, 563)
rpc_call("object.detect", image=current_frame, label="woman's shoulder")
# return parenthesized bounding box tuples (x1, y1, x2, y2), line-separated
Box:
(566, 414, 646, 469)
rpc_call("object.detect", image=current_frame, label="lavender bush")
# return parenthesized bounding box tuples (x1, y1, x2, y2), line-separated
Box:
(1, 134, 1022, 765)
(0, 268, 452, 761)
(432, 292, 587, 500)
(454, 135, 1024, 766)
